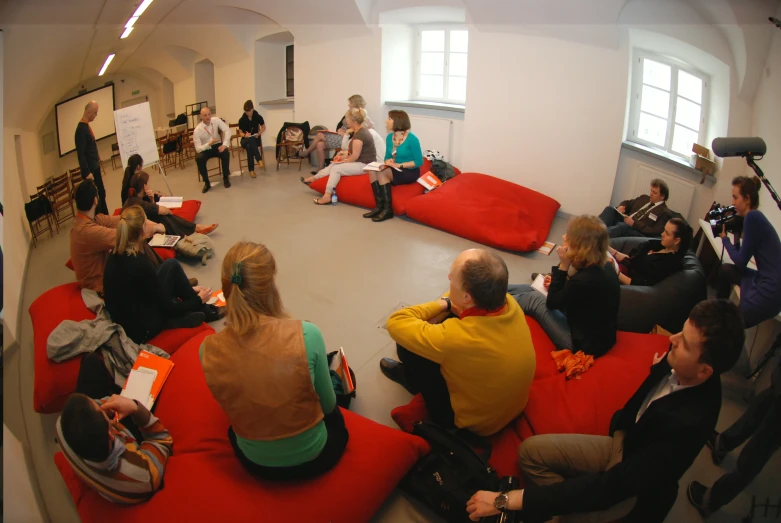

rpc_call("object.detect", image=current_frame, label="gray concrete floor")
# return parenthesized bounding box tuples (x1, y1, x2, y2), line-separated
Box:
(3, 155, 779, 522)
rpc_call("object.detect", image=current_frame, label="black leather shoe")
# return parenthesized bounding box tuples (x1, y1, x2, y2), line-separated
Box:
(686, 481, 711, 518)
(707, 431, 727, 465)
(224, 177, 232, 188)
(202, 184, 211, 194)
(380, 358, 418, 395)
(531, 272, 540, 281)
(204, 304, 226, 323)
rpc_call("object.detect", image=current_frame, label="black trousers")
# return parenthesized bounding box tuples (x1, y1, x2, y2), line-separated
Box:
(76, 352, 143, 442)
(715, 264, 743, 301)
(599, 206, 624, 227)
(156, 259, 205, 330)
(195, 147, 231, 184)
(240, 136, 263, 171)
(708, 384, 781, 510)
(87, 168, 109, 215)
(397, 343, 455, 428)
(228, 406, 349, 481)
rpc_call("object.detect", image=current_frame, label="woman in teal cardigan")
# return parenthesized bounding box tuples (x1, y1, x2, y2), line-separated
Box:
(363, 110, 424, 223)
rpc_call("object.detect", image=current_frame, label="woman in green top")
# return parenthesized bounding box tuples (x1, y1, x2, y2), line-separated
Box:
(363, 110, 424, 222)
(200, 242, 348, 480)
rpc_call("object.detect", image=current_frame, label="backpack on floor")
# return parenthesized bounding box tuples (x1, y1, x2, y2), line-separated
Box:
(400, 421, 499, 523)
(174, 233, 215, 265)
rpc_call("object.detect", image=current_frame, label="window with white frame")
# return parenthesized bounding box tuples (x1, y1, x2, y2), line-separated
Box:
(627, 52, 709, 159)
(415, 28, 468, 104)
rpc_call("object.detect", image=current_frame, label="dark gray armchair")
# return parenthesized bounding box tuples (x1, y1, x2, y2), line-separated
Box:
(611, 236, 706, 334)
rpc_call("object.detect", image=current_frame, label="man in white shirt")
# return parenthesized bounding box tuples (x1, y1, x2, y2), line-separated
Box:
(466, 299, 744, 523)
(598, 179, 674, 238)
(193, 107, 232, 193)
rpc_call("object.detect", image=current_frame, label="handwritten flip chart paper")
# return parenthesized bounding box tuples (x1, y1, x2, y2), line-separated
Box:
(113, 102, 160, 169)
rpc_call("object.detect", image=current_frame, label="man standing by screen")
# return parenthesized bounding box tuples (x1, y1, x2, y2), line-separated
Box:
(75, 101, 109, 214)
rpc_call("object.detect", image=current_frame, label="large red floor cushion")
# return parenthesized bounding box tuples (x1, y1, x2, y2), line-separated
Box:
(30, 282, 214, 413)
(54, 334, 430, 523)
(405, 173, 561, 252)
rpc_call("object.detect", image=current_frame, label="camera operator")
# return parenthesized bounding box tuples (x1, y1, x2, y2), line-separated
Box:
(716, 176, 781, 327)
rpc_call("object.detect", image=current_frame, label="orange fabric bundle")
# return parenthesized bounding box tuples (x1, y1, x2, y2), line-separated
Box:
(551, 349, 595, 380)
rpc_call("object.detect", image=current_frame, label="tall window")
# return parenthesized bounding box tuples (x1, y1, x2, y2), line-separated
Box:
(416, 28, 468, 104)
(627, 52, 708, 159)
(286, 45, 294, 97)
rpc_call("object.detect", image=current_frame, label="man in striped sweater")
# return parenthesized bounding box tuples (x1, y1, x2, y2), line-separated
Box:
(56, 394, 173, 504)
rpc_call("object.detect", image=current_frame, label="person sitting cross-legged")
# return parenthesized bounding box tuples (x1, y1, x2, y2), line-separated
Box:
(466, 299, 745, 523)
(56, 392, 173, 504)
(201, 242, 350, 480)
(381, 248, 536, 437)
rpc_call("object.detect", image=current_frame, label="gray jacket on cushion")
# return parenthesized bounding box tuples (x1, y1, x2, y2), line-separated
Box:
(611, 236, 706, 334)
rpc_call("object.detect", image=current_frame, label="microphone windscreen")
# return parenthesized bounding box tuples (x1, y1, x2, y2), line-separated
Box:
(712, 137, 767, 158)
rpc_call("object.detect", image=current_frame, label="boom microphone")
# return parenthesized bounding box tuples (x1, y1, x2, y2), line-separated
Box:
(712, 137, 767, 158)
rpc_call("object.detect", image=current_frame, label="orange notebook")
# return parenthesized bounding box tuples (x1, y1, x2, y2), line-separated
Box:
(417, 172, 443, 191)
(329, 347, 355, 394)
(121, 351, 175, 410)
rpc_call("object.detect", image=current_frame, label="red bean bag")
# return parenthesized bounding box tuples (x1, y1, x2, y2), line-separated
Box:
(404, 173, 561, 252)
(390, 319, 670, 478)
(30, 282, 214, 414)
(54, 333, 430, 523)
(307, 159, 458, 216)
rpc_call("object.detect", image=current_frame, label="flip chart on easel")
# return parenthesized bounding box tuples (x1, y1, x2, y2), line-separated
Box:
(113, 102, 160, 169)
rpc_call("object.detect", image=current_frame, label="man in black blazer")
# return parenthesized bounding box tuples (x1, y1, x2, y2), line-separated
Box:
(465, 299, 745, 523)
(599, 179, 674, 238)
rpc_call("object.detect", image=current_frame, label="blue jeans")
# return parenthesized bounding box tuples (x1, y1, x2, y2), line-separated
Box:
(507, 284, 572, 350)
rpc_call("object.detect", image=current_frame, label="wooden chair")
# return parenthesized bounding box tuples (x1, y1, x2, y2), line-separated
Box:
(231, 133, 266, 174)
(25, 190, 56, 247)
(276, 125, 305, 171)
(48, 173, 75, 227)
(182, 132, 196, 163)
(160, 131, 184, 171)
(68, 168, 83, 192)
(110, 143, 122, 170)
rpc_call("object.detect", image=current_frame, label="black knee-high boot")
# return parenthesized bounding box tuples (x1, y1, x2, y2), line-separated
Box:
(363, 181, 384, 218)
(372, 184, 394, 222)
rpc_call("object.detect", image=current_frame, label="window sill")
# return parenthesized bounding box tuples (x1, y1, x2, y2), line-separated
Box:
(385, 100, 465, 114)
(258, 98, 294, 106)
(621, 141, 716, 184)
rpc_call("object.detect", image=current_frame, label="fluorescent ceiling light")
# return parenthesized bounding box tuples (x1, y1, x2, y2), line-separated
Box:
(132, 0, 154, 18)
(120, 27, 134, 39)
(99, 54, 115, 76)
(125, 16, 138, 29)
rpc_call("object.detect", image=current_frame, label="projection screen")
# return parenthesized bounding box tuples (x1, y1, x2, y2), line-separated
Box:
(55, 84, 116, 157)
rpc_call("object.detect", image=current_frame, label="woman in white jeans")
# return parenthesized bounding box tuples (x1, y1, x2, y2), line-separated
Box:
(304, 108, 377, 205)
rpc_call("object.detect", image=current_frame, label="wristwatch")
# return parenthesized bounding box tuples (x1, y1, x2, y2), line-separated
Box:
(494, 491, 509, 512)
(442, 297, 452, 312)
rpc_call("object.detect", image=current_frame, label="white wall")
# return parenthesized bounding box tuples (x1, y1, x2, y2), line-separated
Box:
(214, 57, 255, 125)
(3, 425, 46, 523)
(460, 30, 628, 215)
(194, 60, 216, 111)
(751, 24, 781, 232)
(380, 24, 414, 102)
(162, 77, 175, 120)
(173, 75, 196, 118)
(255, 39, 288, 103)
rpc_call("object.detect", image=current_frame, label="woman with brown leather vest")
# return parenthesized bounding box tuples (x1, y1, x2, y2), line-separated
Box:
(200, 242, 349, 480)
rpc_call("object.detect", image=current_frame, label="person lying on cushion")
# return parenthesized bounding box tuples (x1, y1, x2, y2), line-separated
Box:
(124, 171, 218, 237)
(296, 94, 375, 174)
(466, 299, 744, 523)
(71, 180, 164, 295)
(362, 109, 425, 223)
(509, 215, 620, 358)
(303, 108, 377, 207)
(103, 205, 221, 344)
(201, 241, 349, 480)
(608, 217, 692, 286)
(56, 393, 173, 504)
(381, 248, 536, 437)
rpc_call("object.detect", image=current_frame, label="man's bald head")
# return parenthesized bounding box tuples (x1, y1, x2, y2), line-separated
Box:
(200, 107, 212, 124)
(449, 249, 508, 311)
(83, 100, 99, 122)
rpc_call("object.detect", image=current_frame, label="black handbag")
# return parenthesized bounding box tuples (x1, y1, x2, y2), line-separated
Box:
(401, 421, 500, 523)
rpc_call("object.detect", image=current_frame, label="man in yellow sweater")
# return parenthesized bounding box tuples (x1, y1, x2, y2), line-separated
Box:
(382, 249, 536, 436)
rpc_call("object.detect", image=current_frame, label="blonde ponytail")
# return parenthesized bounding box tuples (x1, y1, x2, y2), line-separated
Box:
(222, 242, 288, 336)
(115, 205, 147, 255)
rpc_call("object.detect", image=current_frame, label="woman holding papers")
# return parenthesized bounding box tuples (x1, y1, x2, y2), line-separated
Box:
(508, 215, 620, 357)
(124, 171, 218, 237)
(608, 217, 692, 286)
(121, 154, 148, 205)
(302, 108, 376, 206)
(362, 110, 424, 222)
(715, 176, 781, 327)
(201, 242, 349, 480)
(103, 206, 221, 344)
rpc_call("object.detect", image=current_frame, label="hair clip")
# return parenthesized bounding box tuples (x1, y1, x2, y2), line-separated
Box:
(231, 262, 242, 285)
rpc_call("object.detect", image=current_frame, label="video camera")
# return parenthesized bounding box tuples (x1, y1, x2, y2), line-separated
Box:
(707, 204, 742, 236)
